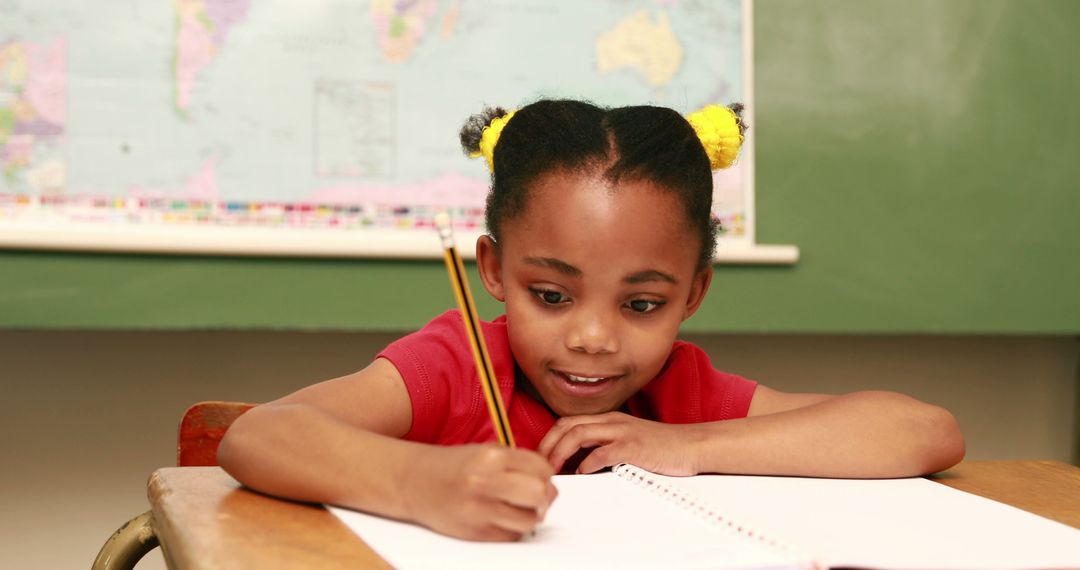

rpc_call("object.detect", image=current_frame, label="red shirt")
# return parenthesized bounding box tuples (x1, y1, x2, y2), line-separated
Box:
(378, 310, 757, 451)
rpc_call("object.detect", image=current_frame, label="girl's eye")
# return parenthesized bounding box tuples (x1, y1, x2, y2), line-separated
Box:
(531, 288, 568, 305)
(627, 299, 664, 314)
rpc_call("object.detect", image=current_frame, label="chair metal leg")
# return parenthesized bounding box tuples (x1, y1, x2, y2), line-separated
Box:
(92, 510, 160, 570)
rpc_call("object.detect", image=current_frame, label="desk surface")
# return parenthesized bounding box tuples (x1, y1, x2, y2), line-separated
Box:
(147, 460, 1080, 570)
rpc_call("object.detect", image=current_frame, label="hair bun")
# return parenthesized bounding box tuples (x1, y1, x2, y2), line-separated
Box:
(459, 107, 515, 172)
(686, 104, 747, 170)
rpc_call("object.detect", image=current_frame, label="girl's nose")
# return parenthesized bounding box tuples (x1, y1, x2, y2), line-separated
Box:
(565, 311, 619, 355)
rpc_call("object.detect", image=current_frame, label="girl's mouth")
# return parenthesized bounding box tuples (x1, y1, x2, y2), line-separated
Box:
(566, 373, 610, 383)
(553, 370, 622, 396)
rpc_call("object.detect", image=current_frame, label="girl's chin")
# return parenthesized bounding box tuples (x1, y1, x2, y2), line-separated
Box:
(545, 394, 622, 417)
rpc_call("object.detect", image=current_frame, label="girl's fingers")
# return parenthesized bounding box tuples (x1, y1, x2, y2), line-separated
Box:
(474, 470, 551, 511)
(467, 522, 529, 543)
(487, 500, 544, 535)
(547, 423, 622, 473)
(503, 447, 556, 479)
(537, 414, 616, 457)
(575, 444, 619, 474)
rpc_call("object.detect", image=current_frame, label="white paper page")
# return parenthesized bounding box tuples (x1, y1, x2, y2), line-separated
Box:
(328, 471, 805, 570)
(670, 473, 1080, 570)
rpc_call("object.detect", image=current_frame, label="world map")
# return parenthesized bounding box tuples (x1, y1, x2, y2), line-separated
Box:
(0, 0, 751, 249)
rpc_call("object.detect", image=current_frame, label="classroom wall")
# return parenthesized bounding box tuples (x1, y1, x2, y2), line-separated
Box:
(3, 1, 1079, 334)
(2, 1, 1079, 569)
(0, 330, 1076, 569)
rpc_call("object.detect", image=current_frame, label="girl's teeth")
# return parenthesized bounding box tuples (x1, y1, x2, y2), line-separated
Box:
(567, 374, 605, 383)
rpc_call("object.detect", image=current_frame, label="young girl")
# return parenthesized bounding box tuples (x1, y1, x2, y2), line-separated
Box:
(218, 99, 965, 542)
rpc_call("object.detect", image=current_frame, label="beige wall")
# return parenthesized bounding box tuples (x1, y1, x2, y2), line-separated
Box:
(0, 331, 1075, 569)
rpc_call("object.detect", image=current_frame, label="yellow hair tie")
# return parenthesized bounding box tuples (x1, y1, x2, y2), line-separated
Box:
(468, 110, 516, 171)
(686, 105, 744, 170)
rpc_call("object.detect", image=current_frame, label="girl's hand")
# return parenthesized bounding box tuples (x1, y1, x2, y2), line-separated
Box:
(538, 412, 702, 476)
(405, 444, 557, 542)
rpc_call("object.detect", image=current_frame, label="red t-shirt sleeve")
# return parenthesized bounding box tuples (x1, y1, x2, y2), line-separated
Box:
(376, 310, 481, 443)
(702, 366, 758, 421)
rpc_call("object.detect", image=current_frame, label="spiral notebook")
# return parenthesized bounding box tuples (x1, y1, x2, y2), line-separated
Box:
(327, 463, 1080, 570)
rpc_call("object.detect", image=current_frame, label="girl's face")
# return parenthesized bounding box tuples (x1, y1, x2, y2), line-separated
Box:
(477, 169, 711, 417)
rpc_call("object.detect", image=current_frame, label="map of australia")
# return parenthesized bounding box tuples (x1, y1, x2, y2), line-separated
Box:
(596, 10, 684, 89)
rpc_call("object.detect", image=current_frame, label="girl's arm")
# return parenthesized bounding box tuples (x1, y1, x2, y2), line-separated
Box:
(694, 387, 965, 477)
(540, 388, 964, 478)
(217, 358, 556, 541)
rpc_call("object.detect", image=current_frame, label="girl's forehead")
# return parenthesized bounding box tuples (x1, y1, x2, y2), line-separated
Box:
(501, 170, 700, 274)
(521, 169, 685, 223)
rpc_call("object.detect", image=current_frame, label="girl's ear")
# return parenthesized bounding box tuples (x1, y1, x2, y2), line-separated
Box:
(475, 235, 506, 302)
(681, 266, 713, 321)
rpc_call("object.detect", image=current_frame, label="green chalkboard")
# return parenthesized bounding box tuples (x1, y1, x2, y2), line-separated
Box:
(2, 0, 1078, 333)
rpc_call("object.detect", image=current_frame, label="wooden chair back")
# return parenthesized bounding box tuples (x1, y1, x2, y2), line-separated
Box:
(177, 401, 256, 466)
(95, 400, 258, 569)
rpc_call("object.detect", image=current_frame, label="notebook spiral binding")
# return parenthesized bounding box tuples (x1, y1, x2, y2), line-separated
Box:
(612, 464, 822, 570)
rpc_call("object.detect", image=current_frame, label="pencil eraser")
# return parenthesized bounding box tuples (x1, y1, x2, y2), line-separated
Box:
(434, 211, 454, 246)
(434, 211, 451, 231)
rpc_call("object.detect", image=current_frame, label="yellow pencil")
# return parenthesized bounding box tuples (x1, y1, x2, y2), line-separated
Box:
(434, 212, 515, 448)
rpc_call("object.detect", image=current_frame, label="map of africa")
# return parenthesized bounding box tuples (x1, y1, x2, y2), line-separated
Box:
(0, 0, 751, 252)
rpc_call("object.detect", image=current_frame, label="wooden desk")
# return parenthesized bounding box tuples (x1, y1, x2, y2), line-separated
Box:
(927, 460, 1080, 529)
(146, 467, 389, 569)
(147, 461, 1080, 569)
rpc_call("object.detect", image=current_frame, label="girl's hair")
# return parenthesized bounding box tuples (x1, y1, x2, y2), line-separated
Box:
(459, 99, 746, 271)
